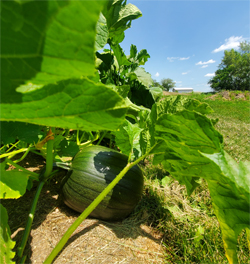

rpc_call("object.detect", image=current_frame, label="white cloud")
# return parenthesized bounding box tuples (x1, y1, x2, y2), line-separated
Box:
(167, 57, 179, 62)
(182, 72, 188, 75)
(167, 56, 190, 62)
(201, 65, 208, 68)
(196, 59, 216, 65)
(205, 73, 215, 77)
(155, 72, 160, 77)
(212, 36, 244, 53)
(179, 57, 190, 60)
(174, 81, 182, 83)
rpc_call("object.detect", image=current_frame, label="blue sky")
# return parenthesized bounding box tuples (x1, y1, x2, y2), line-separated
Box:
(119, 0, 250, 92)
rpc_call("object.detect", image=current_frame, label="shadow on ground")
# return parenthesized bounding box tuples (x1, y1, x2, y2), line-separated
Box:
(1, 153, 166, 263)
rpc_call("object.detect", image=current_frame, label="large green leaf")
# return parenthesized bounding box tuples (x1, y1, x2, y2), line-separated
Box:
(139, 106, 157, 156)
(1, 0, 106, 103)
(96, 51, 114, 72)
(129, 86, 161, 110)
(136, 49, 151, 66)
(115, 120, 142, 160)
(0, 162, 29, 199)
(0, 205, 16, 264)
(130, 44, 138, 60)
(149, 87, 163, 102)
(128, 45, 150, 66)
(153, 110, 223, 194)
(202, 151, 250, 264)
(151, 105, 249, 263)
(1, 122, 44, 144)
(1, 78, 128, 130)
(95, 12, 109, 51)
(113, 85, 130, 98)
(102, 0, 142, 44)
(111, 43, 131, 68)
(133, 67, 153, 87)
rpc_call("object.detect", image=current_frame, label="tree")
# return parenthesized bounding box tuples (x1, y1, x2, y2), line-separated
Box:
(208, 41, 250, 91)
(151, 79, 162, 88)
(160, 78, 175, 91)
(240, 40, 250, 53)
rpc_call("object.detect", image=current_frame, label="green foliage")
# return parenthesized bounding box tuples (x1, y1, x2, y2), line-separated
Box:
(208, 41, 250, 91)
(1, 0, 105, 102)
(0, 162, 29, 199)
(102, 0, 142, 44)
(1, 1, 249, 263)
(156, 95, 214, 116)
(95, 12, 109, 51)
(152, 79, 163, 88)
(1, 78, 128, 131)
(1, 122, 44, 145)
(139, 167, 249, 263)
(202, 151, 250, 263)
(161, 78, 175, 91)
(188, 93, 250, 162)
(115, 120, 142, 160)
(0, 205, 16, 264)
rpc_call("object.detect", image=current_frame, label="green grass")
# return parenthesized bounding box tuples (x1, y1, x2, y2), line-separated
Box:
(135, 162, 249, 264)
(189, 92, 250, 162)
(134, 92, 250, 263)
(208, 101, 249, 162)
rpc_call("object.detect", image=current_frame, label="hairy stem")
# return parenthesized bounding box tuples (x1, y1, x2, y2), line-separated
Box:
(76, 130, 80, 145)
(17, 180, 45, 259)
(43, 127, 55, 179)
(17, 127, 55, 260)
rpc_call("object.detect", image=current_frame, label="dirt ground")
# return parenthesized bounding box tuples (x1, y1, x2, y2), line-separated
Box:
(1, 153, 165, 264)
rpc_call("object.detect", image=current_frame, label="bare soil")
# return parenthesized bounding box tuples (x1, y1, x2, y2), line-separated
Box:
(1, 153, 165, 264)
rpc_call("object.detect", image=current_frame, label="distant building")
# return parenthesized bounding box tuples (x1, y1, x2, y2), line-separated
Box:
(172, 88, 193, 93)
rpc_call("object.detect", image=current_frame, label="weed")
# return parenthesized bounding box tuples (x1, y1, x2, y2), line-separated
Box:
(137, 161, 250, 263)
(137, 94, 250, 262)
(187, 92, 250, 162)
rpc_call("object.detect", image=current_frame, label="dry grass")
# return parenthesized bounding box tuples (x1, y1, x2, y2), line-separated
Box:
(2, 91, 249, 263)
(28, 208, 165, 264)
(2, 153, 165, 264)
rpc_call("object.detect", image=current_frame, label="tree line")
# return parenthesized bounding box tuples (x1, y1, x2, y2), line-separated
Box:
(154, 41, 249, 93)
(152, 78, 175, 91)
(208, 41, 250, 91)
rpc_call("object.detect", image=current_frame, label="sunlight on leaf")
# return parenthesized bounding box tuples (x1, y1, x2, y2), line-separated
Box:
(1, 78, 128, 131)
(0, 205, 16, 264)
(0, 162, 29, 199)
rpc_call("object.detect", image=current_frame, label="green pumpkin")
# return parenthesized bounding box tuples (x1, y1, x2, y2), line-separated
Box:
(62, 145, 144, 221)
